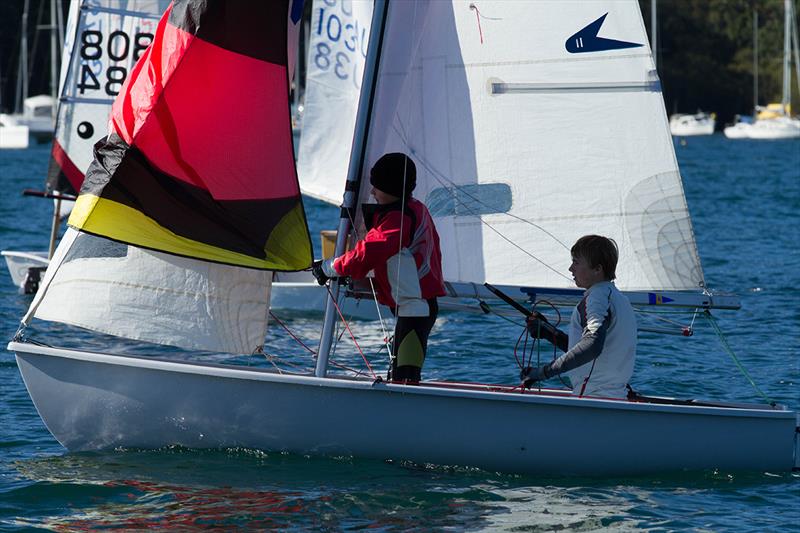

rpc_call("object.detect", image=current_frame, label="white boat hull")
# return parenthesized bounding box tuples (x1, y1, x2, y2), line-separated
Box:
(10, 342, 798, 475)
(1, 250, 50, 291)
(723, 123, 752, 139)
(746, 117, 800, 139)
(669, 114, 715, 136)
(0, 114, 30, 149)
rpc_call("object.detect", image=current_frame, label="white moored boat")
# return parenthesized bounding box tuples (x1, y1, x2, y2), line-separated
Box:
(726, 1, 800, 140)
(14, 95, 56, 143)
(669, 112, 715, 136)
(723, 117, 754, 139)
(9, 0, 799, 476)
(0, 113, 30, 149)
(747, 115, 800, 139)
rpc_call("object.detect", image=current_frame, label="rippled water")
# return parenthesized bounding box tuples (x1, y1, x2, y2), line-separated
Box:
(1, 137, 798, 531)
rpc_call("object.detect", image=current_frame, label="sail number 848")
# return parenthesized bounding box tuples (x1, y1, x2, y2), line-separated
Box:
(77, 30, 154, 96)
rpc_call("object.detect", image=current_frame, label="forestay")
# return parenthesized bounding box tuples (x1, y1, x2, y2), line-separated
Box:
(24, 1, 310, 354)
(296, 0, 374, 205)
(357, 0, 703, 293)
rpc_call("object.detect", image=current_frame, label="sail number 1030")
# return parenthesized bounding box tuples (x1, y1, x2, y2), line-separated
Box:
(77, 30, 154, 96)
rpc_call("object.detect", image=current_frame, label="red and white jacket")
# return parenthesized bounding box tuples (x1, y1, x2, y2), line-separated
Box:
(332, 198, 445, 316)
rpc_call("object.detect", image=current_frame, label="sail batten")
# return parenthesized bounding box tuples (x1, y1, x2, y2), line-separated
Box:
(491, 81, 660, 94)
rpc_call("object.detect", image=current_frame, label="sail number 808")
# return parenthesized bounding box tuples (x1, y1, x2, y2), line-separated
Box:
(77, 30, 154, 96)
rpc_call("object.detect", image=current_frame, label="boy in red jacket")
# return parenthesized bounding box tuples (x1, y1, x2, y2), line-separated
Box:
(312, 153, 445, 383)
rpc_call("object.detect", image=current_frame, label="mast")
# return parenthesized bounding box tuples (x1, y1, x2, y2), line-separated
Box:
(47, 0, 64, 258)
(15, 0, 30, 114)
(49, 0, 58, 115)
(791, 0, 800, 103)
(754, 8, 758, 116)
(651, 0, 657, 69)
(315, 0, 389, 378)
(783, 0, 791, 113)
(56, 0, 64, 60)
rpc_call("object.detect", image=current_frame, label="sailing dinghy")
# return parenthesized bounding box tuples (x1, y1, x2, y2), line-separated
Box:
(9, 0, 799, 475)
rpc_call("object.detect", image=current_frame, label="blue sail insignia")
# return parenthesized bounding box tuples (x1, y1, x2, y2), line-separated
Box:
(566, 13, 643, 54)
(648, 293, 674, 305)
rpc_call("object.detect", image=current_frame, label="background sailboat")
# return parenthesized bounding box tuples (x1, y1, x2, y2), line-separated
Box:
(748, 0, 800, 139)
(656, 0, 716, 138)
(2, 0, 170, 292)
(724, 8, 759, 139)
(7, 0, 798, 475)
(727, 0, 800, 140)
(6, 0, 64, 144)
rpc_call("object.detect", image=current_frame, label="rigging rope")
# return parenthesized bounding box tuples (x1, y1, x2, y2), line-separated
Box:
(325, 284, 378, 379)
(704, 310, 775, 406)
(269, 311, 316, 354)
(390, 120, 572, 282)
(367, 276, 393, 363)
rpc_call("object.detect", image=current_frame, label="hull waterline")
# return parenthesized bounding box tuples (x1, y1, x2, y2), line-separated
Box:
(9, 341, 799, 476)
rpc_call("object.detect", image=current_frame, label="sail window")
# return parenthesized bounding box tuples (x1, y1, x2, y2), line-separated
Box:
(62, 232, 128, 262)
(425, 183, 512, 217)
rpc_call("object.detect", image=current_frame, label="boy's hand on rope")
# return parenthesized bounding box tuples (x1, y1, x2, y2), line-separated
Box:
(520, 364, 550, 388)
(525, 313, 550, 339)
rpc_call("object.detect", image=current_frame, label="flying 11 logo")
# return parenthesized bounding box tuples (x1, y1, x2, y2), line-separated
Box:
(312, 0, 370, 89)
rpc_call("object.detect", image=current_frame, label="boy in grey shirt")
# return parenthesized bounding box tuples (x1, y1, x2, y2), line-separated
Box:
(521, 235, 637, 398)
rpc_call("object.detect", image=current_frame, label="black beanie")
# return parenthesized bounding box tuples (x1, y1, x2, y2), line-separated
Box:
(369, 153, 416, 198)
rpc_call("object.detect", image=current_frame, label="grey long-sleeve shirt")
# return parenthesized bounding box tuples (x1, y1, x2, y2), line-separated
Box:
(543, 281, 637, 398)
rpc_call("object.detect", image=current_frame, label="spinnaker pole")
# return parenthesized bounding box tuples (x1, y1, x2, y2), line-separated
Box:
(315, 0, 389, 378)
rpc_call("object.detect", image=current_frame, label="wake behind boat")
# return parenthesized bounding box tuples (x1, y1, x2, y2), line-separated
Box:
(8, 0, 798, 476)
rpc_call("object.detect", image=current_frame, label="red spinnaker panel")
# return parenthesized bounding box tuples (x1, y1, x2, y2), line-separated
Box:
(70, 0, 311, 271)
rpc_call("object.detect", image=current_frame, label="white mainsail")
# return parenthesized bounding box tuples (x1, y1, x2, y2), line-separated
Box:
(296, 0, 374, 204)
(357, 0, 703, 293)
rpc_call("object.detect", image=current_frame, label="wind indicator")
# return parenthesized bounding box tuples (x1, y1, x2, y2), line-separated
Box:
(566, 13, 643, 53)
